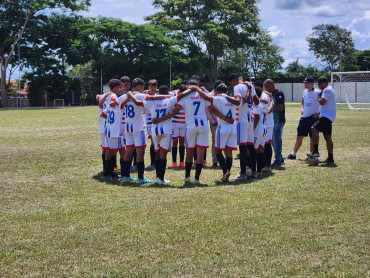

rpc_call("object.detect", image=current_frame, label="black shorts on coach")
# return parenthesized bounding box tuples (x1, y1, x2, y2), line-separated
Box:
(312, 117, 332, 136)
(297, 116, 317, 137)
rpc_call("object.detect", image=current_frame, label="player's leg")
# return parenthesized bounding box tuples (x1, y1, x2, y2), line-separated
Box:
(152, 135, 161, 181)
(310, 120, 321, 157)
(184, 127, 196, 180)
(234, 122, 248, 180)
(178, 135, 185, 166)
(134, 130, 152, 183)
(247, 121, 257, 174)
(171, 127, 179, 167)
(256, 146, 264, 176)
(193, 126, 209, 183)
(122, 133, 136, 181)
(272, 122, 284, 166)
(322, 118, 334, 163)
(210, 123, 218, 167)
(157, 134, 172, 183)
(215, 125, 227, 178)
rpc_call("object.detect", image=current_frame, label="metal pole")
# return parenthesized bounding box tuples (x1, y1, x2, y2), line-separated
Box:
(100, 64, 103, 93)
(339, 42, 342, 72)
(169, 53, 172, 91)
(18, 45, 21, 107)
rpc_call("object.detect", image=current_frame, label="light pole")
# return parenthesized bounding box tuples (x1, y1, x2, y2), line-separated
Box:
(169, 53, 172, 91)
(17, 44, 21, 108)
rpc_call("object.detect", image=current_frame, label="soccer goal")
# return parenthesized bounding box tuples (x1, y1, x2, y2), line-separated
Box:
(331, 71, 370, 110)
(53, 99, 65, 107)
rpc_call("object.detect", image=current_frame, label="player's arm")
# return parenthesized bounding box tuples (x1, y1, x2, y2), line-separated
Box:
(241, 86, 252, 104)
(98, 92, 112, 108)
(176, 89, 193, 101)
(127, 92, 143, 106)
(120, 96, 130, 109)
(272, 93, 284, 112)
(152, 105, 181, 124)
(189, 86, 213, 102)
(224, 94, 241, 106)
(300, 98, 304, 115)
(319, 96, 327, 105)
(209, 105, 234, 125)
(254, 114, 260, 130)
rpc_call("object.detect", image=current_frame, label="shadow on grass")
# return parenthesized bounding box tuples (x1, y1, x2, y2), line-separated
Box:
(319, 162, 338, 168)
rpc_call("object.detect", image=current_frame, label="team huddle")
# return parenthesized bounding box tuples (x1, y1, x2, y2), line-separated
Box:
(97, 73, 336, 184)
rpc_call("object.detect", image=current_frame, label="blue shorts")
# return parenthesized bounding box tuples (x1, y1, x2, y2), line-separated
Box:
(297, 116, 317, 137)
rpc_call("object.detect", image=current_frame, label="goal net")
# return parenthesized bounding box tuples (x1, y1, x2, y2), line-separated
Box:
(53, 99, 65, 107)
(331, 71, 370, 110)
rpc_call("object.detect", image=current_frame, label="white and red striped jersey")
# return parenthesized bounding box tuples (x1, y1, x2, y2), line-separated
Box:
(177, 92, 211, 128)
(233, 83, 255, 124)
(98, 93, 116, 133)
(124, 93, 147, 133)
(210, 96, 236, 125)
(142, 96, 178, 135)
(170, 92, 186, 127)
(102, 94, 127, 138)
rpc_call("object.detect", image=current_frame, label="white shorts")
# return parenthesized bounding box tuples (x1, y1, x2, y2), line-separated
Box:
(120, 126, 126, 142)
(254, 126, 266, 150)
(125, 130, 147, 149)
(215, 124, 237, 151)
(146, 125, 153, 139)
(236, 121, 254, 146)
(100, 133, 108, 149)
(153, 133, 172, 152)
(172, 125, 185, 139)
(106, 137, 125, 151)
(185, 125, 209, 150)
(264, 126, 273, 144)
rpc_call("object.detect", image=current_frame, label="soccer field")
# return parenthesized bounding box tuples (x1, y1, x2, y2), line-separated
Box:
(0, 105, 369, 277)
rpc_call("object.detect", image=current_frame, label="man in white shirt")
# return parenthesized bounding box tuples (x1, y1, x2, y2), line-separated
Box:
(287, 77, 320, 160)
(311, 76, 336, 164)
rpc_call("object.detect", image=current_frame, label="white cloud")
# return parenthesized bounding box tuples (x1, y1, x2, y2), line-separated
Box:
(267, 26, 282, 38)
(351, 30, 370, 39)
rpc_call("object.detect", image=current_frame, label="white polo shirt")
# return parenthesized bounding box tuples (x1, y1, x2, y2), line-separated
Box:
(319, 85, 336, 122)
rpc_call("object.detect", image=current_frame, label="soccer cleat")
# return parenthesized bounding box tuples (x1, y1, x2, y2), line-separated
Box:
(113, 167, 120, 174)
(157, 178, 171, 185)
(150, 164, 156, 170)
(271, 161, 281, 167)
(108, 175, 113, 180)
(307, 151, 320, 157)
(178, 162, 185, 167)
(234, 154, 240, 160)
(232, 175, 247, 181)
(323, 157, 335, 164)
(192, 178, 203, 184)
(287, 153, 296, 160)
(183, 177, 191, 182)
(252, 173, 258, 179)
(221, 170, 231, 182)
(262, 166, 271, 172)
(122, 176, 136, 182)
(172, 162, 178, 167)
(137, 178, 153, 184)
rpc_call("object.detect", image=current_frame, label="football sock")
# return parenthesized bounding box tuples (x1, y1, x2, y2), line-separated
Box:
(195, 164, 203, 181)
(248, 145, 257, 173)
(137, 162, 144, 180)
(239, 145, 247, 175)
(172, 146, 177, 163)
(185, 162, 192, 178)
(150, 145, 155, 165)
(133, 150, 137, 166)
(314, 144, 318, 153)
(123, 160, 131, 177)
(257, 153, 264, 173)
(120, 159, 124, 177)
(102, 154, 106, 172)
(328, 154, 333, 160)
(292, 151, 296, 156)
(159, 159, 167, 180)
(179, 146, 185, 162)
(226, 157, 233, 171)
(106, 159, 113, 175)
(155, 159, 160, 178)
(204, 149, 207, 160)
(216, 153, 227, 174)
(111, 155, 117, 169)
(265, 143, 272, 166)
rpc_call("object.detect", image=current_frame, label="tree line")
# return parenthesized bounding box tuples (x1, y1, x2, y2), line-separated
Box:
(1, 0, 369, 106)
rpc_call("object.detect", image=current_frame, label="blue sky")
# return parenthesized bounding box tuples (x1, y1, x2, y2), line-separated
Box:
(76, 0, 370, 69)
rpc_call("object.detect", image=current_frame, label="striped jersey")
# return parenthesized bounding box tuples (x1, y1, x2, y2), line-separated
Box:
(233, 83, 256, 124)
(124, 93, 147, 133)
(102, 94, 127, 138)
(98, 93, 116, 133)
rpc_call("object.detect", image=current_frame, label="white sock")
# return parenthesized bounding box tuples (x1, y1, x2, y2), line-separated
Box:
(292, 151, 296, 156)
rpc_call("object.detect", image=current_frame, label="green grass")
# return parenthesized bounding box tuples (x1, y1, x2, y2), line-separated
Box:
(0, 106, 369, 277)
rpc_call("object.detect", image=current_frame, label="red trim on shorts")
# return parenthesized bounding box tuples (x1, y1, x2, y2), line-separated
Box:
(148, 135, 152, 139)
(102, 146, 109, 150)
(186, 147, 196, 150)
(159, 145, 171, 153)
(259, 144, 265, 149)
(179, 136, 185, 139)
(226, 146, 237, 150)
(215, 146, 225, 151)
(247, 142, 254, 145)
(238, 142, 248, 145)
(126, 144, 135, 148)
(172, 136, 179, 140)
(154, 149, 160, 153)
(196, 144, 209, 149)
(234, 94, 241, 98)
(110, 147, 125, 151)
(135, 145, 147, 149)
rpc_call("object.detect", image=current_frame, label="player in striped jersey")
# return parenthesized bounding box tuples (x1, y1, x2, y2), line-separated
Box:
(144, 79, 158, 169)
(171, 85, 187, 167)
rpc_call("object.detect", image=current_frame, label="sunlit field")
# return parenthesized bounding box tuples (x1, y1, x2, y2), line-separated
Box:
(0, 105, 369, 277)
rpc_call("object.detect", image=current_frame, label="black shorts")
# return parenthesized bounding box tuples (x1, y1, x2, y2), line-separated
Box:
(297, 116, 317, 137)
(312, 117, 332, 136)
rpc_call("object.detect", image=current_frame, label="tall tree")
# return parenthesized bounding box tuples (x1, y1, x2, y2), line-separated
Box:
(0, 0, 89, 107)
(306, 24, 355, 73)
(146, 0, 260, 82)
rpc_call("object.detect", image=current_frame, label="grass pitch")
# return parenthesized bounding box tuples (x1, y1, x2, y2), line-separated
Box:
(0, 105, 369, 277)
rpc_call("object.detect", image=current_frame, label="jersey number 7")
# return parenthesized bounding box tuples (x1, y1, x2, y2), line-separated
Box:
(193, 101, 200, 116)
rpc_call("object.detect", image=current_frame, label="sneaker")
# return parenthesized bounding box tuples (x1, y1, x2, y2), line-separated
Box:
(221, 170, 231, 182)
(280, 160, 285, 165)
(137, 178, 153, 184)
(252, 173, 258, 179)
(287, 153, 296, 160)
(150, 164, 156, 170)
(122, 176, 136, 182)
(323, 157, 335, 164)
(245, 166, 252, 176)
(113, 167, 120, 174)
(192, 178, 203, 184)
(183, 177, 191, 182)
(307, 151, 320, 157)
(178, 162, 185, 167)
(234, 154, 240, 160)
(108, 175, 113, 180)
(262, 166, 271, 172)
(172, 162, 178, 167)
(156, 177, 171, 184)
(212, 162, 218, 168)
(232, 175, 247, 181)
(271, 161, 281, 167)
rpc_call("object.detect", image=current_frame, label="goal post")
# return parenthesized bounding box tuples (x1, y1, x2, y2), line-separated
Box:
(53, 99, 65, 107)
(331, 71, 370, 110)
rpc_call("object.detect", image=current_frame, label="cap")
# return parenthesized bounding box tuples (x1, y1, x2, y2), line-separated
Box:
(303, 76, 314, 83)
(317, 76, 328, 84)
